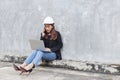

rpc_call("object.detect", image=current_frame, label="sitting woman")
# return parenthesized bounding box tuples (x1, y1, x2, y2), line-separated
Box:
(13, 16, 63, 74)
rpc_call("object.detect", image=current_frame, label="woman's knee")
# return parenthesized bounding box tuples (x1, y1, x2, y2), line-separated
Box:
(37, 50, 44, 55)
(32, 50, 42, 54)
(31, 50, 39, 56)
(32, 50, 38, 53)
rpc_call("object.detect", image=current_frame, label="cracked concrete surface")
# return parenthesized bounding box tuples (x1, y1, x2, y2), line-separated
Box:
(0, 62, 120, 80)
(1, 55, 120, 75)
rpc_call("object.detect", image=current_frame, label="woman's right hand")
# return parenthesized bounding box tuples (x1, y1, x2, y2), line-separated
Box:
(45, 48, 51, 52)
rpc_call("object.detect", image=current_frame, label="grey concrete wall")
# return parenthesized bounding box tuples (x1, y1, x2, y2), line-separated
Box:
(0, 0, 120, 64)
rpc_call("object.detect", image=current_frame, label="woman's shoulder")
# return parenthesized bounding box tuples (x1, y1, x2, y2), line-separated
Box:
(56, 31, 62, 36)
(56, 30, 61, 34)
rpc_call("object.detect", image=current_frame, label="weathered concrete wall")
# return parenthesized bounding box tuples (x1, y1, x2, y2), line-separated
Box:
(0, 0, 120, 64)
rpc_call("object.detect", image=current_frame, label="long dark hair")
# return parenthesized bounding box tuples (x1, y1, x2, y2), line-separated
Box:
(44, 24, 58, 40)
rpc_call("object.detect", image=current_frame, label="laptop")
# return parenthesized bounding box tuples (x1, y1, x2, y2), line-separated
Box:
(29, 39, 50, 53)
(29, 39, 45, 50)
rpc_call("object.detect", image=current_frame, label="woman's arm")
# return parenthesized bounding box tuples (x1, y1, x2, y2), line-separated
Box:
(40, 29, 45, 40)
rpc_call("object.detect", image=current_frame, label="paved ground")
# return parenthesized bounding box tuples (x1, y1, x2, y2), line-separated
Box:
(0, 62, 120, 80)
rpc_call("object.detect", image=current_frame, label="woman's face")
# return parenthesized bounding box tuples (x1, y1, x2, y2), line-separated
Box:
(44, 24, 53, 33)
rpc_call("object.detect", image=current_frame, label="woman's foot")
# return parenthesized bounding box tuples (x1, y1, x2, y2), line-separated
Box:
(19, 62, 27, 68)
(19, 63, 35, 75)
(24, 63, 35, 70)
(13, 62, 28, 71)
(19, 67, 33, 75)
(13, 64, 21, 71)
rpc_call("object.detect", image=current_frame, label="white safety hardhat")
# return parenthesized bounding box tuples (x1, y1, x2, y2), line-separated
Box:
(43, 16, 54, 24)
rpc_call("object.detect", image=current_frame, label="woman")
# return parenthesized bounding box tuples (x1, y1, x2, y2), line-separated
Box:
(13, 16, 63, 74)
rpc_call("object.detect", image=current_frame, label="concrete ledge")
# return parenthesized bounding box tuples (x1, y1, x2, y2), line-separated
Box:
(1, 55, 27, 63)
(1, 55, 120, 75)
(40, 60, 120, 75)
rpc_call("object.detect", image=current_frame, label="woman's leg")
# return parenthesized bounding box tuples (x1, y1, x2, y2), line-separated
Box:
(42, 52, 56, 61)
(24, 50, 44, 70)
(20, 50, 38, 67)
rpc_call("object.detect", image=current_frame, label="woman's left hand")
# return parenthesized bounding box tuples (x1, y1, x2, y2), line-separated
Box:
(45, 48, 51, 52)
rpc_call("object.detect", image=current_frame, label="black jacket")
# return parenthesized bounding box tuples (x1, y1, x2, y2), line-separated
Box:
(40, 31, 63, 60)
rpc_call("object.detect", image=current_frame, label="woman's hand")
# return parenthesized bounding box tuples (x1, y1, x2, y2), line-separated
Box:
(41, 29, 45, 37)
(45, 48, 51, 52)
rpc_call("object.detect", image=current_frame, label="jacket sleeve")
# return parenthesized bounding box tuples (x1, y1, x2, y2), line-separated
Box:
(50, 32, 63, 52)
(40, 33, 44, 40)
